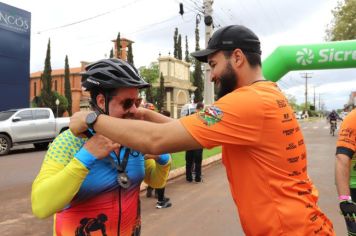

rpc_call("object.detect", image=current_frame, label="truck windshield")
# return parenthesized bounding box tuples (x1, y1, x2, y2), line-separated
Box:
(0, 111, 17, 121)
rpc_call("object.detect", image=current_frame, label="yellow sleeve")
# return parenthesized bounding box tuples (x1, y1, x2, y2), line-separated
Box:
(144, 154, 171, 189)
(31, 131, 89, 219)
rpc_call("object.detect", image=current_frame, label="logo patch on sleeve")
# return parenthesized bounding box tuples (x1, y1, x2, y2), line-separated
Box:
(197, 106, 223, 126)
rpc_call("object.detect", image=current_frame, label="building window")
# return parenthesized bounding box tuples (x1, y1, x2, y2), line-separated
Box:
(54, 80, 58, 92)
(34, 82, 37, 96)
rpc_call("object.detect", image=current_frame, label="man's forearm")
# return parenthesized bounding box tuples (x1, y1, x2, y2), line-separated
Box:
(93, 115, 202, 154)
(95, 115, 158, 154)
(142, 109, 173, 123)
(335, 154, 351, 196)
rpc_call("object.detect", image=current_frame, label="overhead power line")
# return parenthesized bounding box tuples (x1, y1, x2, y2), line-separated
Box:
(175, 0, 203, 14)
(188, 0, 203, 10)
(129, 10, 196, 36)
(37, 0, 144, 34)
(182, 0, 203, 13)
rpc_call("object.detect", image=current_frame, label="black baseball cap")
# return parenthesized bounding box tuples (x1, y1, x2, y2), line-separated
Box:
(191, 25, 261, 62)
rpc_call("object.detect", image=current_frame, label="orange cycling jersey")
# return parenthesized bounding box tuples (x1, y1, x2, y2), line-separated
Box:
(336, 109, 356, 187)
(336, 109, 356, 156)
(180, 81, 334, 235)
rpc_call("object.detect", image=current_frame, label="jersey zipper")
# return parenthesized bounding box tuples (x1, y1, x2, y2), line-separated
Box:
(118, 186, 122, 236)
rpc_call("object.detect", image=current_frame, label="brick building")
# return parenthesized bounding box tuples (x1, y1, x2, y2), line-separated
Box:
(30, 64, 89, 114)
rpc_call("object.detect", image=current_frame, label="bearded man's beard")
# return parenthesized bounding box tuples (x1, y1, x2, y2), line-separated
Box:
(216, 62, 238, 99)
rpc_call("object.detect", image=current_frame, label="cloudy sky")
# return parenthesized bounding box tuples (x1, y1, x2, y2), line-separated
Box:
(4, 0, 356, 110)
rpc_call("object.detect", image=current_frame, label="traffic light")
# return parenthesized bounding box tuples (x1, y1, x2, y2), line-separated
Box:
(179, 3, 184, 16)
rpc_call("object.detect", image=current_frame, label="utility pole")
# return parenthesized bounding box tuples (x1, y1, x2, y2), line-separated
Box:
(300, 72, 312, 115)
(203, 0, 214, 105)
(313, 86, 316, 110)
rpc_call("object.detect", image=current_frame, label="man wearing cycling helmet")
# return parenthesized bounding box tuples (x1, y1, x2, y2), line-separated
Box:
(70, 25, 334, 235)
(31, 58, 171, 236)
(327, 110, 343, 134)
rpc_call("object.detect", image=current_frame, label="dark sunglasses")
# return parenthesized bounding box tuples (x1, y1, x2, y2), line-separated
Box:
(121, 97, 142, 110)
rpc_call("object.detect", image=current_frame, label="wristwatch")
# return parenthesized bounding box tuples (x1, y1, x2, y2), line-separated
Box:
(86, 111, 100, 131)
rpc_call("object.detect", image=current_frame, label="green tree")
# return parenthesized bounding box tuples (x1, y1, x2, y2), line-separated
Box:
(53, 92, 69, 117)
(298, 101, 319, 116)
(193, 23, 203, 102)
(177, 34, 182, 60)
(127, 43, 134, 64)
(109, 48, 114, 58)
(157, 72, 165, 111)
(116, 32, 121, 58)
(42, 39, 52, 97)
(326, 0, 356, 40)
(185, 35, 190, 62)
(32, 39, 69, 117)
(31, 96, 40, 107)
(64, 55, 72, 115)
(38, 39, 56, 112)
(285, 94, 300, 112)
(173, 28, 178, 58)
(139, 63, 159, 103)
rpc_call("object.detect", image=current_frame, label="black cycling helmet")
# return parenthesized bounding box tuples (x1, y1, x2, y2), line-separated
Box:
(81, 58, 150, 115)
(81, 58, 150, 91)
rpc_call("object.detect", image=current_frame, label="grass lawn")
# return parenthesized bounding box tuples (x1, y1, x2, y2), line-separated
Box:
(170, 146, 222, 170)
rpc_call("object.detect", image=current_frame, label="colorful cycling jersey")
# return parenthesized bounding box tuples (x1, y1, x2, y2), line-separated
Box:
(336, 109, 356, 188)
(31, 130, 171, 236)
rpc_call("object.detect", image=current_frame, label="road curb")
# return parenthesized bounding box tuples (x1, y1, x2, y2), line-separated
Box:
(140, 153, 222, 192)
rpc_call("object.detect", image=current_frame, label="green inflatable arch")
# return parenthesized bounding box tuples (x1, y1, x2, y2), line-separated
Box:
(262, 40, 356, 82)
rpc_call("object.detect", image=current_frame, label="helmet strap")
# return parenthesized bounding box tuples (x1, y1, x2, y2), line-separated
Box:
(89, 100, 106, 115)
(104, 91, 110, 115)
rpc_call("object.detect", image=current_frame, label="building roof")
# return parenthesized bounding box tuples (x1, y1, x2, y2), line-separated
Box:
(111, 37, 134, 44)
(30, 67, 82, 78)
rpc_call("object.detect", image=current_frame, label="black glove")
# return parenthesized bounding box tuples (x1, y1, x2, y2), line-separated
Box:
(340, 201, 356, 235)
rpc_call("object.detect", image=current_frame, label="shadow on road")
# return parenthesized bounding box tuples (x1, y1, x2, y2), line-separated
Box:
(1, 145, 47, 157)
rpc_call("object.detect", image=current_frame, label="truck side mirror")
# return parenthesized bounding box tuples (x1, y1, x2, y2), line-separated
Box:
(12, 117, 22, 122)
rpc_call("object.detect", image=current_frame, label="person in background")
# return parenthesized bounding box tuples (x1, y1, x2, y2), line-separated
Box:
(327, 110, 343, 133)
(146, 110, 172, 209)
(155, 110, 172, 208)
(31, 58, 171, 236)
(185, 102, 204, 183)
(145, 184, 157, 198)
(144, 102, 159, 199)
(335, 108, 356, 235)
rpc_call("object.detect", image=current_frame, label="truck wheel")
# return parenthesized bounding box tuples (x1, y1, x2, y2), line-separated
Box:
(0, 134, 11, 156)
(34, 142, 49, 150)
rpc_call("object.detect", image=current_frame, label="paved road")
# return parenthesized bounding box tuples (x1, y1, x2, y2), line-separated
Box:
(0, 119, 346, 235)
(141, 162, 242, 235)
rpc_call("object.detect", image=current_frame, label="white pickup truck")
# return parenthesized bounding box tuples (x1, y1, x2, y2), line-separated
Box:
(0, 107, 70, 155)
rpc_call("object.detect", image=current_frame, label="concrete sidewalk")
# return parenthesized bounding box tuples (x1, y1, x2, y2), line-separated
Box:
(140, 153, 222, 191)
